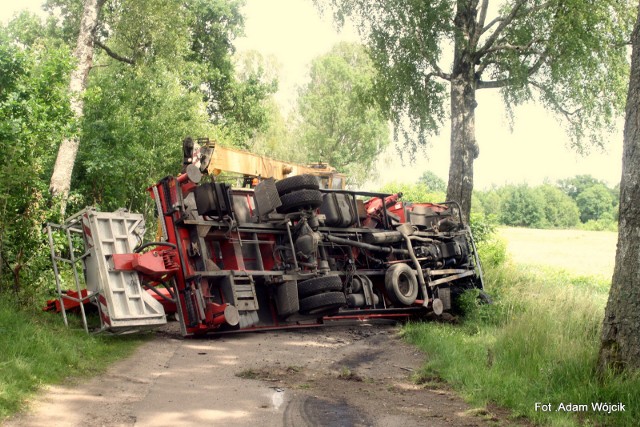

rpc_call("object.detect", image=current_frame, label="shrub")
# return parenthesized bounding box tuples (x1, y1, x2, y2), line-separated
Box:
(477, 237, 508, 268)
(469, 212, 497, 245)
(470, 213, 507, 268)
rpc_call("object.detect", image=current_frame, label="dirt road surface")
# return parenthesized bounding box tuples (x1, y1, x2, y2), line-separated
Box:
(5, 322, 508, 427)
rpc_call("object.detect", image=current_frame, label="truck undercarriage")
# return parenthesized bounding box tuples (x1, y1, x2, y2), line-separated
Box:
(45, 141, 484, 336)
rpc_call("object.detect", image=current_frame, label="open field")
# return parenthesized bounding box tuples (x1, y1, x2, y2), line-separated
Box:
(498, 227, 617, 279)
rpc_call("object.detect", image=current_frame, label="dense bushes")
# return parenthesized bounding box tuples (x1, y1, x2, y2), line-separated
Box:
(467, 213, 506, 268)
(0, 19, 74, 303)
(0, 5, 274, 306)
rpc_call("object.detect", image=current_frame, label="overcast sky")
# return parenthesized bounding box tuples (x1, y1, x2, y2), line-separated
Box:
(2, 0, 625, 190)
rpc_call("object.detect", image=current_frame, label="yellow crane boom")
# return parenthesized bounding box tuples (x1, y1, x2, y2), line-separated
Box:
(187, 138, 346, 189)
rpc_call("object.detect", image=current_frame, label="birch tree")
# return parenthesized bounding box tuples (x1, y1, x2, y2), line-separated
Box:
(320, 0, 634, 221)
(599, 1, 640, 373)
(49, 0, 104, 208)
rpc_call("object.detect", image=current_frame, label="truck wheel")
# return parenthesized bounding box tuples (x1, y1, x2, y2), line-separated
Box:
(478, 290, 493, 304)
(384, 263, 419, 306)
(275, 281, 299, 316)
(299, 291, 346, 315)
(276, 174, 320, 196)
(277, 189, 323, 213)
(297, 276, 343, 298)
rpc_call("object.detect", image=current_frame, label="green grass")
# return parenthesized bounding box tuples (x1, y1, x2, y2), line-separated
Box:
(0, 299, 146, 420)
(404, 263, 640, 426)
(498, 227, 617, 279)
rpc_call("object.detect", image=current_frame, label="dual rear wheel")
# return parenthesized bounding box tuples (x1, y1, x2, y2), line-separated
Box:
(297, 276, 345, 315)
(276, 175, 323, 213)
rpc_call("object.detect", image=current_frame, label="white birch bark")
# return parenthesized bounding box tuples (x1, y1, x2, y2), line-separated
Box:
(49, 0, 103, 210)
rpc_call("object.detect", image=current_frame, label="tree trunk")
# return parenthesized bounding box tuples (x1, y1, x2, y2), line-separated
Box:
(446, 74, 478, 224)
(598, 2, 640, 374)
(446, 1, 479, 224)
(49, 0, 104, 210)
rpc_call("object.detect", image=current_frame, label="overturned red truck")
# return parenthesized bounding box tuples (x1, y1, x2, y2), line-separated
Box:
(45, 139, 485, 336)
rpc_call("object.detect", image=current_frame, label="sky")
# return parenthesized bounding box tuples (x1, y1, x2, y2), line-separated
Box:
(1, 0, 625, 190)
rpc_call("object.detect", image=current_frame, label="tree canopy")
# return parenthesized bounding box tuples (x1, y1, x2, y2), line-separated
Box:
(417, 171, 447, 193)
(0, 14, 74, 300)
(318, 0, 635, 220)
(473, 176, 617, 229)
(0, 1, 277, 300)
(296, 42, 390, 185)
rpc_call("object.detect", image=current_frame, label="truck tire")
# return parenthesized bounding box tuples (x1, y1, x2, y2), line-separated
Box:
(299, 291, 346, 315)
(478, 290, 493, 304)
(276, 174, 320, 196)
(277, 189, 323, 213)
(275, 281, 299, 316)
(384, 263, 419, 306)
(297, 276, 343, 298)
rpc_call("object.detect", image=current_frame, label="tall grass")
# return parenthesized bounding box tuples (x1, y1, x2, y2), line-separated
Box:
(0, 299, 146, 420)
(404, 263, 640, 426)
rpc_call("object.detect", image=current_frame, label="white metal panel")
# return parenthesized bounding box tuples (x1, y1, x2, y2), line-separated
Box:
(82, 209, 166, 331)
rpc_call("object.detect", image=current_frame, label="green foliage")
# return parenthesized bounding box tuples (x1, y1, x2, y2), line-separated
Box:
(404, 263, 639, 426)
(575, 183, 615, 223)
(417, 170, 447, 193)
(184, 0, 277, 147)
(499, 185, 546, 228)
(319, 0, 633, 152)
(248, 98, 305, 163)
(75, 61, 213, 218)
(470, 213, 507, 268)
(477, 237, 508, 269)
(46, 0, 276, 148)
(474, 176, 618, 230)
(558, 174, 608, 200)
(296, 42, 390, 185)
(0, 299, 145, 419)
(535, 184, 581, 228)
(469, 212, 497, 245)
(475, 190, 502, 218)
(0, 19, 74, 301)
(0, 1, 275, 302)
(578, 216, 619, 232)
(379, 182, 445, 204)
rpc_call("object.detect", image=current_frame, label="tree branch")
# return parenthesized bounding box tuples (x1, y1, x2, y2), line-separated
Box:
(481, 16, 503, 35)
(477, 79, 510, 89)
(529, 80, 583, 120)
(522, 1, 555, 17)
(480, 0, 553, 37)
(481, 38, 543, 56)
(477, 50, 549, 89)
(475, 58, 496, 77)
(526, 50, 548, 77)
(95, 40, 135, 65)
(477, 0, 527, 56)
(473, 0, 490, 46)
(407, 9, 451, 81)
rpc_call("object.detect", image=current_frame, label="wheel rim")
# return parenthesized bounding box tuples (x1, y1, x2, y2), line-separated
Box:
(398, 273, 412, 296)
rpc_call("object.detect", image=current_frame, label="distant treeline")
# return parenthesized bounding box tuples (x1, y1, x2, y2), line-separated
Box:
(381, 173, 619, 231)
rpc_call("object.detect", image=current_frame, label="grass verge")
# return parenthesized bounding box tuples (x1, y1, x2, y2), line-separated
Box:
(404, 263, 640, 426)
(0, 299, 147, 421)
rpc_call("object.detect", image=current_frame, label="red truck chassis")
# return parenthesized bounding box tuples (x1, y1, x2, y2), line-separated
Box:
(45, 148, 484, 336)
